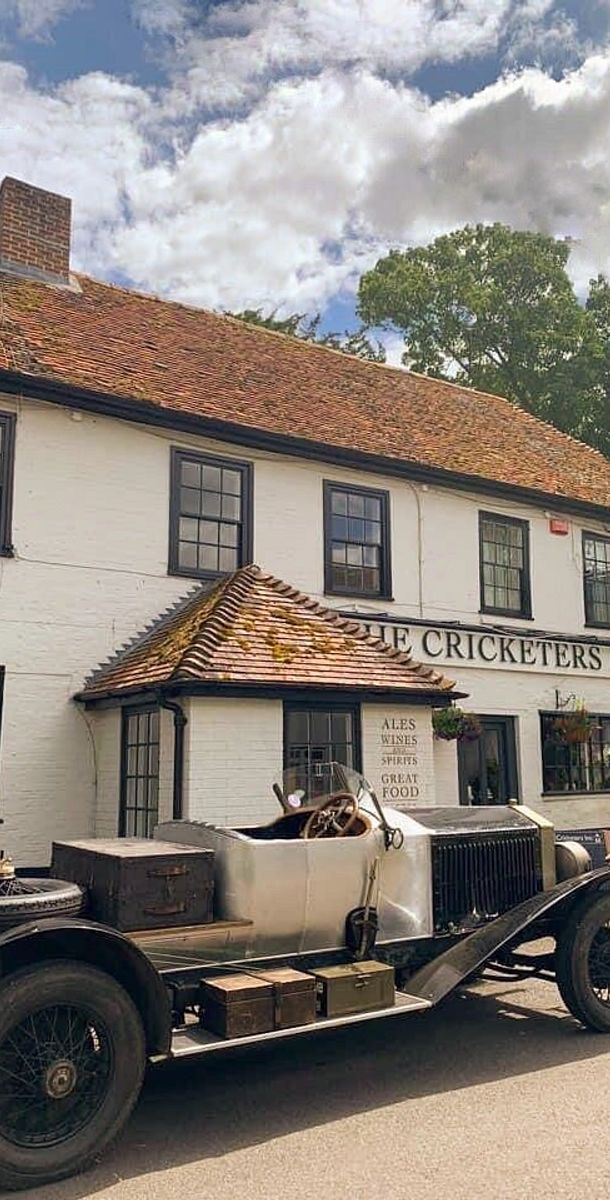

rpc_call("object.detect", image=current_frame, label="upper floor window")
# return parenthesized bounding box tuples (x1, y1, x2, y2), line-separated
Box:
(0, 412, 16, 557)
(583, 531, 610, 627)
(324, 481, 391, 598)
(169, 449, 253, 579)
(479, 512, 531, 618)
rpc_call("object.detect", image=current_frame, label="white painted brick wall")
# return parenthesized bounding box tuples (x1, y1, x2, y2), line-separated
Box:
(183, 697, 283, 826)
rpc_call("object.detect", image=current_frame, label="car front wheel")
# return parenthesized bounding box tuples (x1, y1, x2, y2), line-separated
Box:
(555, 891, 610, 1032)
(0, 959, 146, 1191)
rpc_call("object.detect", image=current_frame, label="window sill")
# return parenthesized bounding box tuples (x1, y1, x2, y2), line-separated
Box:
(479, 607, 533, 621)
(325, 589, 394, 603)
(541, 790, 610, 799)
(168, 566, 234, 582)
(584, 621, 610, 632)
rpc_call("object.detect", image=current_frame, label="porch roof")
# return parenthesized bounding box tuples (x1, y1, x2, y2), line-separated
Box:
(76, 565, 458, 703)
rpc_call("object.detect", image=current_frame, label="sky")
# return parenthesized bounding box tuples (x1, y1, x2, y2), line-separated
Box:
(1, 0, 610, 343)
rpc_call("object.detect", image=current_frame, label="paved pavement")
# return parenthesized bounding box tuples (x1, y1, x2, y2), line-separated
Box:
(20, 974, 610, 1200)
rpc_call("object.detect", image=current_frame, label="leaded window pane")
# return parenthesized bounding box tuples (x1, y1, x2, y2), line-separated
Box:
(121, 707, 160, 839)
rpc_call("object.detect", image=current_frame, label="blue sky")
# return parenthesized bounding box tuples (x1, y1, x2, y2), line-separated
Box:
(1, 1, 610, 344)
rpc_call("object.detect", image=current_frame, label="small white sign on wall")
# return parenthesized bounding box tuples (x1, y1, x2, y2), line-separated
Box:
(361, 704, 435, 808)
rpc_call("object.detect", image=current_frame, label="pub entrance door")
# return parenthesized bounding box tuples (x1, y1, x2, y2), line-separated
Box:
(458, 716, 519, 805)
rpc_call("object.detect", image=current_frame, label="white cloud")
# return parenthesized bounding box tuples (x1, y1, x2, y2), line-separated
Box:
(0, 0, 87, 39)
(2, 17, 610, 317)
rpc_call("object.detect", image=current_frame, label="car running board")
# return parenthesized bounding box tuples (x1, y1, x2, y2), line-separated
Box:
(171, 991, 431, 1058)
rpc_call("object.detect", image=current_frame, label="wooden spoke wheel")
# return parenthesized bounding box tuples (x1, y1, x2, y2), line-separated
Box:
(303, 792, 359, 839)
(0, 961, 145, 1191)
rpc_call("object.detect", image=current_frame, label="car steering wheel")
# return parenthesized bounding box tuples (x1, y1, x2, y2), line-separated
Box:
(302, 792, 359, 839)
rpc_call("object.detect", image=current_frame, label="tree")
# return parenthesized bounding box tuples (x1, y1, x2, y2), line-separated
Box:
(357, 223, 603, 447)
(228, 308, 386, 363)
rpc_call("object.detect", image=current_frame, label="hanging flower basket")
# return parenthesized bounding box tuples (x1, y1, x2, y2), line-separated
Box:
(552, 706, 593, 745)
(433, 708, 482, 743)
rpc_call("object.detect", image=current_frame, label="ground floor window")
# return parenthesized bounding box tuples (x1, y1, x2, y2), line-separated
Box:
(283, 703, 360, 798)
(541, 712, 610, 794)
(119, 706, 160, 837)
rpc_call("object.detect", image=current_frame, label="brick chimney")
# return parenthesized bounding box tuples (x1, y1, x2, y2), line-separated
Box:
(0, 177, 71, 285)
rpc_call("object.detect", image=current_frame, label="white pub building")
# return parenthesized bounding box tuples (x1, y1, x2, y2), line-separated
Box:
(1, 175, 610, 868)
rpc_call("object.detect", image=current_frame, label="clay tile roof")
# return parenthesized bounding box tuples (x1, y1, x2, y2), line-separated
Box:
(76, 564, 457, 701)
(2, 270, 610, 512)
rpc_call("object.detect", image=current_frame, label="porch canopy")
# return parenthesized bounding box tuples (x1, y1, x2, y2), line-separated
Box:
(76, 564, 461, 706)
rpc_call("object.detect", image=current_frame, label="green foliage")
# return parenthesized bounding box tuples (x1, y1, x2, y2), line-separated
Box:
(357, 223, 610, 452)
(228, 308, 386, 362)
(432, 708, 482, 742)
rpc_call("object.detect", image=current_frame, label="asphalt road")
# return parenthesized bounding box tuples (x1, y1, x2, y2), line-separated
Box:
(17, 974, 610, 1200)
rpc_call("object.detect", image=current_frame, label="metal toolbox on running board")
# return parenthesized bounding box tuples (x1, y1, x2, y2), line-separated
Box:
(51, 839, 214, 932)
(312, 961, 395, 1017)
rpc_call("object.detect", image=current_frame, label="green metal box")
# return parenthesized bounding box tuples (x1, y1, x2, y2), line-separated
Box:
(312, 961, 395, 1017)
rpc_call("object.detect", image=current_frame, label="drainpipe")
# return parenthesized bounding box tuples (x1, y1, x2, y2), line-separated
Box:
(158, 696, 187, 820)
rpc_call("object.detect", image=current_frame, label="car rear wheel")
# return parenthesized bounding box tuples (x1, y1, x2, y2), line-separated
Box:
(555, 891, 610, 1032)
(0, 960, 146, 1191)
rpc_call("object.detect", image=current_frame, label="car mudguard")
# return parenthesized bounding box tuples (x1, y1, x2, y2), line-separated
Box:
(406, 866, 610, 1006)
(0, 916, 172, 1056)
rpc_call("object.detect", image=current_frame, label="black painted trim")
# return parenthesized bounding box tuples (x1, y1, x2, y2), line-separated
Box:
(168, 446, 253, 580)
(323, 479, 392, 600)
(0, 412, 16, 557)
(4, 368, 610, 521)
(479, 510, 532, 620)
(582, 529, 610, 630)
(81, 682, 460, 709)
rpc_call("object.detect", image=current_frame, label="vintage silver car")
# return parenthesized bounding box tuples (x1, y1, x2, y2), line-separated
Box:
(0, 762, 608, 1191)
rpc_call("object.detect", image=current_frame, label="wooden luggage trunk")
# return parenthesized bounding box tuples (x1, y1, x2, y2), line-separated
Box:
(312, 961, 395, 1017)
(201, 975, 274, 1038)
(51, 839, 214, 932)
(201, 968, 316, 1038)
(256, 968, 316, 1030)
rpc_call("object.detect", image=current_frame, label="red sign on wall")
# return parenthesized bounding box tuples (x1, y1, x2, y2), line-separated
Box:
(549, 518, 570, 536)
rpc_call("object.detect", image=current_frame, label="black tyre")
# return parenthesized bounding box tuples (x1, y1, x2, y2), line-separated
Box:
(555, 892, 610, 1032)
(0, 960, 146, 1191)
(0, 878, 83, 929)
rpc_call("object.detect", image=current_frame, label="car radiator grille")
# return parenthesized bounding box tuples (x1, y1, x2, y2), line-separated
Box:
(431, 831, 543, 932)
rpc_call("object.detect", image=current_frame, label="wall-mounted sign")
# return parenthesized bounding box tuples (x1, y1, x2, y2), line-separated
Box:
(358, 617, 609, 675)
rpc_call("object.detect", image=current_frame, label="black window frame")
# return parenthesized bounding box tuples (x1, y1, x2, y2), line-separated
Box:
(479, 510, 532, 619)
(0, 412, 16, 557)
(283, 700, 362, 796)
(582, 530, 610, 629)
(168, 447, 253, 581)
(323, 480, 392, 599)
(119, 704, 161, 838)
(540, 710, 610, 796)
